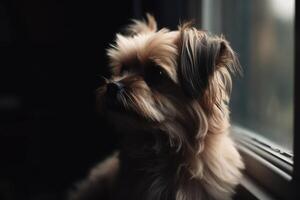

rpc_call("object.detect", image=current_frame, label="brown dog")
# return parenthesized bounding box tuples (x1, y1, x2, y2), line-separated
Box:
(69, 14, 244, 200)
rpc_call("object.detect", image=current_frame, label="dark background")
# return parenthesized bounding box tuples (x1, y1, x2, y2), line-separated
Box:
(0, 0, 188, 199)
(0, 0, 299, 199)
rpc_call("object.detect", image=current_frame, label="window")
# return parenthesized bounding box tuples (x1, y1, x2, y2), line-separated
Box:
(200, 0, 294, 152)
(187, 0, 295, 199)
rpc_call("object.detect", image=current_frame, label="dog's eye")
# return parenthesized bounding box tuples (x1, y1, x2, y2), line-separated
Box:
(145, 65, 168, 87)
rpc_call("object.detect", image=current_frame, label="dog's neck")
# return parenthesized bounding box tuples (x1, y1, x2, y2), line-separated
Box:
(118, 130, 179, 164)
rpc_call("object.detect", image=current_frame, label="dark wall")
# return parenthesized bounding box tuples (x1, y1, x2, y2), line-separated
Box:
(0, 1, 133, 199)
(0, 0, 185, 199)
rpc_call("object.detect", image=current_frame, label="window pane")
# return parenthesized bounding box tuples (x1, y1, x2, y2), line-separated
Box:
(201, 0, 294, 151)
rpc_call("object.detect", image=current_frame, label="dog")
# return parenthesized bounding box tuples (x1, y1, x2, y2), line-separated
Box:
(69, 14, 244, 200)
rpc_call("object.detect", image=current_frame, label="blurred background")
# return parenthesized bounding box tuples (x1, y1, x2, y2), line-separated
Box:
(0, 0, 295, 199)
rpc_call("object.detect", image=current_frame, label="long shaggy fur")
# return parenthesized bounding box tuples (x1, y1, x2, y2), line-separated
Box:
(69, 15, 244, 200)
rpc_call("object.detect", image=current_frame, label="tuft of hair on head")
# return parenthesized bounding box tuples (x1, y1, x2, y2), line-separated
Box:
(126, 13, 157, 35)
(177, 20, 194, 31)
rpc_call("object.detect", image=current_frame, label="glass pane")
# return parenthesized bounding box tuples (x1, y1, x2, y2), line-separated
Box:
(201, 0, 294, 151)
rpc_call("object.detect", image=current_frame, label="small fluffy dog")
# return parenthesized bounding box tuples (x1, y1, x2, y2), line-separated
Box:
(69, 15, 244, 200)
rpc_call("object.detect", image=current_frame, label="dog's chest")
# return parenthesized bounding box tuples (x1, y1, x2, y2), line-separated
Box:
(112, 152, 178, 200)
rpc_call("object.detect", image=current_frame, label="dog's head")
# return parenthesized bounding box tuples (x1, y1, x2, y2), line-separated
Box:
(97, 14, 240, 152)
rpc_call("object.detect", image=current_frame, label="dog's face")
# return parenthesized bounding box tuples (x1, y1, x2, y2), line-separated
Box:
(97, 15, 239, 151)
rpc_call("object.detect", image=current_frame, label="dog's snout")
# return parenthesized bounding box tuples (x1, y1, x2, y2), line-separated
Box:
(106, 82, 124, 97)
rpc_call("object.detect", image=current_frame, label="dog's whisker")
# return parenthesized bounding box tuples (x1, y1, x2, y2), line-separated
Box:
(122, 91, 135, 109)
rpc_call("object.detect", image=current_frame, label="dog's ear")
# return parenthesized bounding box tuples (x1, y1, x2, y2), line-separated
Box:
(179, 27, 239, 99)
(126, 13, 157, 35)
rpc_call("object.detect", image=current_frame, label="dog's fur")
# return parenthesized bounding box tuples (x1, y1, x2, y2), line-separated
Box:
(69, 15, 244, 200)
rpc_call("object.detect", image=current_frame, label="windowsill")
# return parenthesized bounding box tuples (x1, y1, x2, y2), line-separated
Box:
(234, 175, 275, 200)
(231, 125, 293, 200)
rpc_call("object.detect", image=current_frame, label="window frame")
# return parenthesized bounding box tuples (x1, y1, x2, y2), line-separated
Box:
(232, 126, 293, 199)
(294, 0, 300, 199)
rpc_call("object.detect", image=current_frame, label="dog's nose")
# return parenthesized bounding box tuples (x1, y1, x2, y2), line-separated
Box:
(106, 82, 124, 98)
